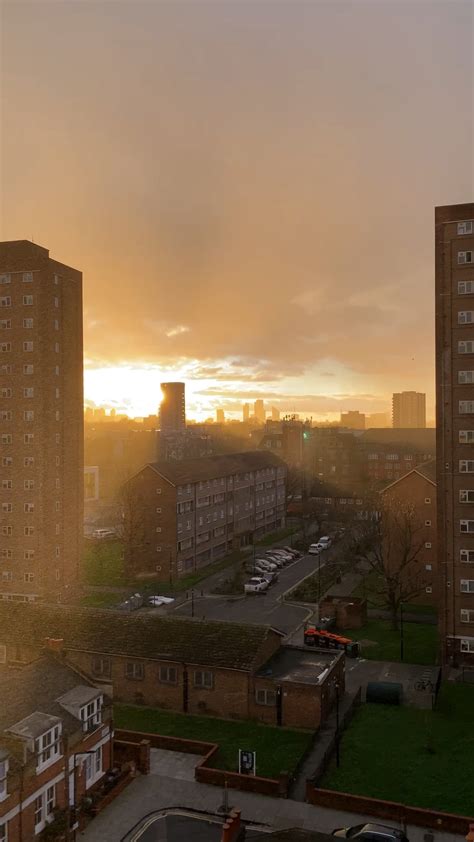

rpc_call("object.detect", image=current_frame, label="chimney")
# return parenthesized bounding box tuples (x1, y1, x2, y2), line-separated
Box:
(221, 809, 242, 842)
(44, 638, 64, 653)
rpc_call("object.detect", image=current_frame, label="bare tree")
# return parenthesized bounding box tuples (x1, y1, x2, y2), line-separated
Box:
(115, 479, 147, 580)
(351, 497, 427, 629)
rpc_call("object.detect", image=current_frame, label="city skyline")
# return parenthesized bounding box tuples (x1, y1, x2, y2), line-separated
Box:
(2, 2, 472, 422)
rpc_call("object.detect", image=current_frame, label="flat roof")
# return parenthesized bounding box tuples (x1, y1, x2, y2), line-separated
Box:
(258, 646, 338, 685)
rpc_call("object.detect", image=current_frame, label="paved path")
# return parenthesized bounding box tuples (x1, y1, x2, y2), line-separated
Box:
(149, 748, 202, 780)
(80, 763, 466, 842)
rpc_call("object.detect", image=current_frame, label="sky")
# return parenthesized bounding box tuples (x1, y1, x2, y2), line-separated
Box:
(1, 0, 473, 421)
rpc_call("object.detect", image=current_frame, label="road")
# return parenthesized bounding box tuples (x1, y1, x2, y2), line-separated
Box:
(171, 550, 331, 635)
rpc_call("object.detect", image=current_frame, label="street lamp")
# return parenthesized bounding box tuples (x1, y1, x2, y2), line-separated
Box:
(335, 681, 341, 768)
(400, 602, 405, 662)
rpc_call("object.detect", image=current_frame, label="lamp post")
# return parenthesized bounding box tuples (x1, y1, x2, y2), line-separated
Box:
(400, 602, 405, 662)
(335, 681, 341, 768)
(191, 588, 195, 618)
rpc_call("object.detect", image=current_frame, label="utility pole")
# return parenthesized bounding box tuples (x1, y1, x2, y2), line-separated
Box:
(335, 682, 341, 767)
(400, 602, 404, 662)
(191, 589, 195, 618)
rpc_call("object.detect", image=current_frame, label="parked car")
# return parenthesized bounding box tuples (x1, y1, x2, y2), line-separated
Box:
(264, 555, 285, 568)
(91, 528, 117, 540)
(308, 543, 322, 555)
(318, 536, 332, 548)
(260, 570, 279, 585)
(246, 561, 272, 575)
(283, 546, 301, 557)
(271, 549, 293, 561)
(244, 577, 269, 594)
(257, 558, 278, 571)
(332, 825, 409, 842)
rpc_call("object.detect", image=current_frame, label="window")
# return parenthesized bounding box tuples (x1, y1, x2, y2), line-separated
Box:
(22, 272, 33, 283)
(0, 412, 12, 422)
(425, 586, 432, 594)
(1, 503, 12, 513)
(23, 386, 34, 399)
(54, 319, 59, 330)
(461, 639, 474, 653)
(460, 430, 474, 443)
(159, 665, 178, 684)
(24, 548, 34, 559)
(194, 670, 213, 689)
(24, 503, 34, 513)
(0, 389, 11, 399)
(461, 609, 474, 623)
(55, 501, 60, 512)
(459, 401, 474, 414)
(1, 480, 12, 490)
(0, 365, 11, 374)
(80, 696, 102, 731)
(1, 434, 12, 444)
(0, 757, 8, 802)
(1, 550, 12, 559)
(54, 296, 59, 308)
(34, 795, 44, 830)
(2, 527, 12, 536)
(461, 520, 474, 533)
(23, 364, 34, 375)
(156, 487, 162, 494)
(425, 542, 432, 549)
(24, 526, 34, 536)
(424, 520, 431, 526)
(23, 341, 33, 352)
(23, 411, 34, 422)
(256, 688, 277, 705)
(458, 251, 473, 264)
(178, 537, 193, 551)
(23, 318, 33, 329)
(55, 547, 60, 558)
(22, 295, 33, 306)
(459, 311, 474, 324)
(35, 724, 61, 770)
(0, 343, 11, 352)
(55, 387, 60, 398)
(125, 661, 144, 680)
(459, 371, 474, 384)
(0, 320, 11, 330)
(0, 274, 10, 284)
(424, 497, 431, 504)
(155, 527, 162, 533)
(460, 460, 474, 473)
(425, 564, 432, 571)
(91, 656, 111, 678)
(24, 573, 34, 582)
(0, 822, 6, 841)
(24, 456, 34, 466)
(461, 549, 474, 563)
(460, 579, 474, 593)
(54, 274, 60, 284)
(460, 490, 474, 503)
(458, 220, 474, 235)
(459, 280, 474, 295)
(46, 784, 55, 817)
(458, 341, 474, 354)
(0, 298, 11, 308)
(55, 365, 59, 375)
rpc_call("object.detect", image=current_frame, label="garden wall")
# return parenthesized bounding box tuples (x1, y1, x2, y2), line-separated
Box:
(305, 787, 473, 833)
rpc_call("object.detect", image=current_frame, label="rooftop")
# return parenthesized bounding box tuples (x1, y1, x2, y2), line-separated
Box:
(0, 655, 102, 736)
(257, 645, 339, 686)
(0, 604, 282, 671)
(148, 451, 286, 485)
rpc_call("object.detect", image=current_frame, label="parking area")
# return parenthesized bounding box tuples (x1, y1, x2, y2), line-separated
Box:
(172, 550, 327, 633)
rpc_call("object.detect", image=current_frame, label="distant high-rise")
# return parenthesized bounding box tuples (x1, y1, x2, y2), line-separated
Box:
(0, 240, 83, 601)
(271, 406, 281, 421)
(436, 202, 474, 667)
(159, 382, 186, 434)
(392, 392, 426, 428)
(366, 412, 391, 428)
(243, 403, 250, 423)
(216, 408, 225, 424)
(340, 410, 365, 430)
(254, 399, 265, 423)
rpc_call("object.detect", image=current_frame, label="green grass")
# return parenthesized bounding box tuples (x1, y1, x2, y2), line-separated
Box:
(353, 572, 437, 617)
(356, 619, 438, 665)
(83, 540, 125, 586)
(80, 592, 126, 608)
(322, 683, 474, 815)
(256, 526, 298, 547)
(290, 565, 339, 603)
(114, 704, 313, 779)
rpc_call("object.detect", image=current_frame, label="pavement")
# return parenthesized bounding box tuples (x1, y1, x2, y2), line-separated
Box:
(79, 754, 467, 842)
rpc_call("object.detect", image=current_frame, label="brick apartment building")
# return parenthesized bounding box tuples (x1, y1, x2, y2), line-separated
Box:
(124, 452, 287, 582)
(392, 391, 426, 428)
(436, 201, 474, 666)
(0, 653, 112, 841)
(0, 604, 344, 732)
(0, 241, 83, 603)
(381, 461, 437, 606)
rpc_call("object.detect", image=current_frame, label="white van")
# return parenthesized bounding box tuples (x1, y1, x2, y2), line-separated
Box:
(91, 528, 116, 540)
(318, 536, 331, 548)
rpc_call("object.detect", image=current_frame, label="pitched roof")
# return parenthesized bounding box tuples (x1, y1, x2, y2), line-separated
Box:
(148, 451, 286, 485)
(0, 604, 282, 671)
(381, 459, 437, 492)
(0, 655, 101, 735)
(359, 427, 436, 451)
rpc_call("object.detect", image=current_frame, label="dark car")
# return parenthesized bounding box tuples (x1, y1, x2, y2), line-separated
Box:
(332, 824, 409, 842)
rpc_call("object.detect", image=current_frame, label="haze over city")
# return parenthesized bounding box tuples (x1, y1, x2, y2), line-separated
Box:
(2, 1, 472, 420)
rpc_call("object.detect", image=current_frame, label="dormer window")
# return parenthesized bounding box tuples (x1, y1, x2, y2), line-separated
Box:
(36, 724, 61, 771)
(0, 756, 8, 801)
(80, 696, 102, 732)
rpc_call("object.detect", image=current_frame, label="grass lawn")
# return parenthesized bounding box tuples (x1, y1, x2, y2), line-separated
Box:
(356, 619, 438, 665)
(114, 704, 313, 779)
(353, 571, 437, 618)
(80, 592, 126, 608)
(83, 540, 125, 586)
(322, 682, 474, 815)
(290, 565, 339, 603)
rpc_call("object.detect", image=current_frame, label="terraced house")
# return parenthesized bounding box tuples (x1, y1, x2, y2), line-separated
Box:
(0, 653, 112, 841)
(123, 451, 287, 582)
(0, 604, 344, 732)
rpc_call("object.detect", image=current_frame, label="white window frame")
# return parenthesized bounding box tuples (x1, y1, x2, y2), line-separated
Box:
(461, 549, 474, 563)
(0, 757, 8, 801)
(80, 696, 102, 732)
(35, 724, 61, 772)
(193, 670, 213, 689)
(460, 579, 474, 593)
(255, 688, 277, 706)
